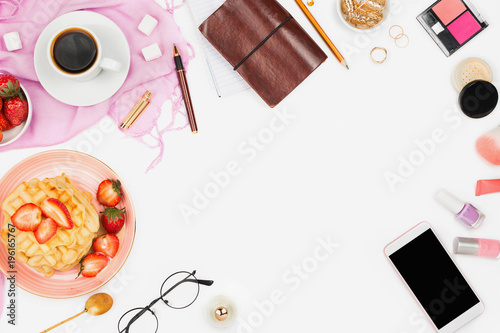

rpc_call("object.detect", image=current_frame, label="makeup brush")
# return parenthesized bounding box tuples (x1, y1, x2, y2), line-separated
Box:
(476, 126, 500, 165)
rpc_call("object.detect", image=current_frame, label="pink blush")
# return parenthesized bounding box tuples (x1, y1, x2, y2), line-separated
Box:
(448, 11, 481, 44)
(432, 0, 466, 25)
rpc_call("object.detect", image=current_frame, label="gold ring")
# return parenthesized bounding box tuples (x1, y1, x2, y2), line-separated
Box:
(370, 47, 387, 64)
(389, 25, 404, 39)
(307, 0, 314, 6)
(395, 34, 410, 48)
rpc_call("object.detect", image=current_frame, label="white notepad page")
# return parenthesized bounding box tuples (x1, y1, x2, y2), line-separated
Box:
(186, 0, 250, 97)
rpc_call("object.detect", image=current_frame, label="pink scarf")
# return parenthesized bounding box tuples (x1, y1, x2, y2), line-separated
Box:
(0, 0, 191, 171)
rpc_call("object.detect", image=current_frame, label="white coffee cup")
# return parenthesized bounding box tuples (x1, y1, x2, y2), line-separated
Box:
(48, 26, 122, 82)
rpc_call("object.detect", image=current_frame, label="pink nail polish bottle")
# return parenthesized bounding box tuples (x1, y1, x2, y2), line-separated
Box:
(435, 189, 485, 229)
(454, 237, 500, 258)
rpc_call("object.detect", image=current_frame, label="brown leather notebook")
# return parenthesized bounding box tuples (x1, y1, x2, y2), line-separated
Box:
(199, 0, 328, 108)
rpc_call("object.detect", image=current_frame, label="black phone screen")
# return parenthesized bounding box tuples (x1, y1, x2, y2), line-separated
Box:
(389, 229, 480, 329)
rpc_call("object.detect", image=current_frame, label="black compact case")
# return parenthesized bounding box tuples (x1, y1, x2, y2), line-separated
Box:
(459, 80, 499, 118)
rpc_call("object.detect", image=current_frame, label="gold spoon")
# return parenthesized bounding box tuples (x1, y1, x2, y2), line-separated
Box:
(41, 293, 113, 333)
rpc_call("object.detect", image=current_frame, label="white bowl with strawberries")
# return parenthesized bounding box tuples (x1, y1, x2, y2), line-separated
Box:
(0, 73, 32, 147)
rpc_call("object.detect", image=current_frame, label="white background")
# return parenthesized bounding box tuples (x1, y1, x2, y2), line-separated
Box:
(1, 0, 500, 332)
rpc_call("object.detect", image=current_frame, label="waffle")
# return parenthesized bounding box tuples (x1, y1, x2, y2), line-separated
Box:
(0, 174, 99, 277)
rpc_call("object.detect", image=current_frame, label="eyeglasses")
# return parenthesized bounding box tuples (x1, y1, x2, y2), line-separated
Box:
(118, 270, 214, 333)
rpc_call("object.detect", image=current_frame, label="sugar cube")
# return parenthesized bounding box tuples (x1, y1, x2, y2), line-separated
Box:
(3, 32, 22, 51)
(142, 43, 162, 61)
(138, 15, 159, 36)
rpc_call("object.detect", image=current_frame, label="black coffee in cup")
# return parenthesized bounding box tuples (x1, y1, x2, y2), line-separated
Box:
(51, 28, 98, 74)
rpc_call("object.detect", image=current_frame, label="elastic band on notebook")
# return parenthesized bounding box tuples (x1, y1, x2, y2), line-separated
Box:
(233, 16, 292, 71)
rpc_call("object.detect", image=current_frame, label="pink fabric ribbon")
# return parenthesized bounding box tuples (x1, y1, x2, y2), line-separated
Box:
(0, 0, 191, 171)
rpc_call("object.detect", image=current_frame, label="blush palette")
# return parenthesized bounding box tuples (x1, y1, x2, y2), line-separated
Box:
(417, 0, 488, 57)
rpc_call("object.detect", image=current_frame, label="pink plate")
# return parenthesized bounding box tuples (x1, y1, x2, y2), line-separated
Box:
(0, 150, 136, 298)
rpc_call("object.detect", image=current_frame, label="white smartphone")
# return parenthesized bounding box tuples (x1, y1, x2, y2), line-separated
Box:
(384, 222, 484, 332)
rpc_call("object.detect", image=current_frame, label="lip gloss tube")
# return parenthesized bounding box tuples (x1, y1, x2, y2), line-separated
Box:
(435, 189, 485, 229)
(454, 237, 500, 258)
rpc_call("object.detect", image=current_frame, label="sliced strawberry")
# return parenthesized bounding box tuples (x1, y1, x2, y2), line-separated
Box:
(76, 253, 109, 278)
(40, 198, 73, 229)
(11, 203, 42, 231)
(0, 130, 3, 142)
(97, 179, 122, 207)
(34, 218, 57, 244)
(100, 207, 126, 234)
(93, 234, 119, 258)
(0, 112, 14, 131)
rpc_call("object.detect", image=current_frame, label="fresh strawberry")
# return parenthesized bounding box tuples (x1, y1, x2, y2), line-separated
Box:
(34, 218, 57, 244)
(76, 253, 109, 278)
(3, 94, 28, 126)
(0, 130, 3, 142)
(0, 74, 20, 99)
(11, 203, 42, 231)
(100, 207, 126, 234)
(97, 179, 122, 207)
(0, 112, 14, 131)
(93, 234, 119, 258)
(40, 198, 73, 229)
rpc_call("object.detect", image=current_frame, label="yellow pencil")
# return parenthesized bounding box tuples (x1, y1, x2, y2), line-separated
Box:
(294, 0, 349, 70)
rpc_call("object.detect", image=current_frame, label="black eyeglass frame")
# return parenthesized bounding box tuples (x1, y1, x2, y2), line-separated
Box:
(117, 270, 214, 333)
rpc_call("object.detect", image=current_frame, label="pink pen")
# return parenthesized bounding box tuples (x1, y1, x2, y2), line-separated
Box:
(454, 237, 500, 258)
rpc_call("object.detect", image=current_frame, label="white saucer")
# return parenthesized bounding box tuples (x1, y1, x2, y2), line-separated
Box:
(34, 11, 130, 106)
